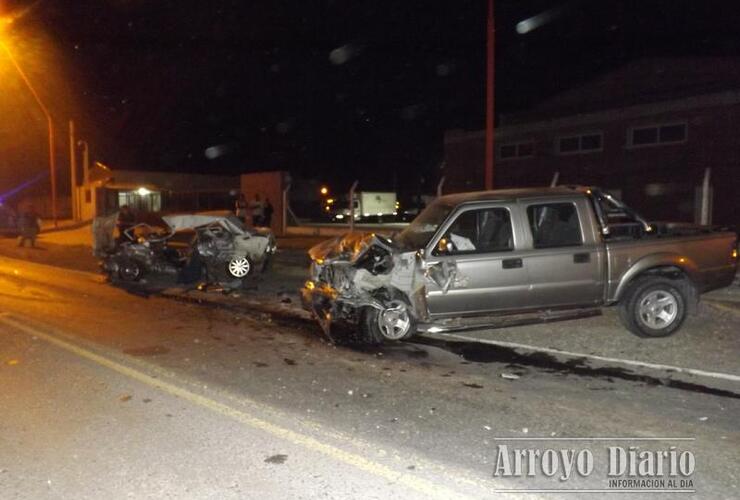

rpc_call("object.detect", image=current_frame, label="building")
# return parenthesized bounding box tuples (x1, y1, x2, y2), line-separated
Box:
(77, 166, 289, 234)
(79, 164, 240, 220)
(443, 57, 740, 227)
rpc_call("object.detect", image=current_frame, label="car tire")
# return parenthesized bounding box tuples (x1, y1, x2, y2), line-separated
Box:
(226, 256, 252, 279)
(618, 276, 688, 338)
(118, 258, 144, 282)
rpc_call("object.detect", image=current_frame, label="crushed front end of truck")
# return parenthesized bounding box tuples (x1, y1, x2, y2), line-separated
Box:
(300, 233, 426, 344)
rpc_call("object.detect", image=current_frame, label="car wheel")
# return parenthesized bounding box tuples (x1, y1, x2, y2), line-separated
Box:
(227, 256, 252, 278)
(618, 277, 688, 338)
(118, 258, 144, 282)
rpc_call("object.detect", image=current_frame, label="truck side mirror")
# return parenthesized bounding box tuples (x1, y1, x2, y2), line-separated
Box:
(437, 238, 455, 255)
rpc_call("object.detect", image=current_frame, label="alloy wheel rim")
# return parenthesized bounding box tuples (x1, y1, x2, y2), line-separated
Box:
(638, 290, 678, 329)
(228, 257, 251, 278)
(378, 300, 411, 340)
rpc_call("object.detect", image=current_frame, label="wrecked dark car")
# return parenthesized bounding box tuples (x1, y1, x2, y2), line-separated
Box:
(94, 213, 276, 289)
(301, 186, 738, 344)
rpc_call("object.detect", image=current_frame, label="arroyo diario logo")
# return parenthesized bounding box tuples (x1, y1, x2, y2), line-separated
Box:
(491, 437, 696, 494)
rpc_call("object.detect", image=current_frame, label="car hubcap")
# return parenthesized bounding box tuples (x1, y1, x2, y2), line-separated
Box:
(228, 257, 251, 278)
(120, 261, 140, 280)
(378, 300, 411, 340)
(638, 290, 678, 329)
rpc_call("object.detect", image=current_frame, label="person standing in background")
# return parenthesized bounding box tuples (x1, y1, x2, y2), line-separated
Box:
(250, 194, 265, 226)
(17, 203, 41, 248)
(263, 197, 274, 228)
(235, 194, 248, 224)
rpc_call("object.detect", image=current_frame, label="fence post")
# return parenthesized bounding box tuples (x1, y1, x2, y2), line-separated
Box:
(348, 180, 359, 232)
(550, 172, 560, 187)
(281, 181, 291, 236)
(700, 167, 712, 225)
(436, 176, 446, 197)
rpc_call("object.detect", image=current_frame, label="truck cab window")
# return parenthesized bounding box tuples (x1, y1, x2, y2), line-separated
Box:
(527, 203, 583, 248)
(439, 208, 513, 255)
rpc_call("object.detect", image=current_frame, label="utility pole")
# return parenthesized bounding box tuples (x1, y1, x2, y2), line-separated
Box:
(484, 0, 495, 190)
(69, 120, 77, 220)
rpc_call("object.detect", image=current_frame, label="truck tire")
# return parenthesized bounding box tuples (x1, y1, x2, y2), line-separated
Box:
(359, 299, 416, 346)
(358, 307, 386, 346)
(618, 276, 688, 338)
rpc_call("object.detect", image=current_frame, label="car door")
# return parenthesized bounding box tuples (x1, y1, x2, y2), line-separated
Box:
(519, 198, 605, 308)
(424, 203, 530, 317)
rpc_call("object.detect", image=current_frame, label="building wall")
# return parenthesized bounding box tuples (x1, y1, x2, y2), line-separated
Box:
(444, 99, 740, 227)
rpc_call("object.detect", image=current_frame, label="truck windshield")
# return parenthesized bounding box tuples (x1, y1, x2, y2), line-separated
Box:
(395, 199, 454, 250)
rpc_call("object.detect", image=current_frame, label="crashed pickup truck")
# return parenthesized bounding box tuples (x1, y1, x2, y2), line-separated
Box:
(94, 213, 276, 288)
(301, 186, 738, 344)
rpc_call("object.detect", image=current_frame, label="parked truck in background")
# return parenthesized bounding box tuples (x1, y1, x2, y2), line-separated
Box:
(303, 186, 738, 344)
(331, 191, 398, 222)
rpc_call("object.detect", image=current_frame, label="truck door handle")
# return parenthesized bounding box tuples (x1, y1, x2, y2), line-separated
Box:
(502, 258, 523, 269)
(573, 252, 591, 263)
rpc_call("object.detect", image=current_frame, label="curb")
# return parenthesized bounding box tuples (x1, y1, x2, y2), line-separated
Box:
(704, 299, 740, 316)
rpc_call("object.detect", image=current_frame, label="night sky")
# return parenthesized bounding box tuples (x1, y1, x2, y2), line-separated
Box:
(4, 0, 740, 193)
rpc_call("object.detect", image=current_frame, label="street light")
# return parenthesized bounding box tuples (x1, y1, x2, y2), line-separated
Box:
(0, 17, 58, 225)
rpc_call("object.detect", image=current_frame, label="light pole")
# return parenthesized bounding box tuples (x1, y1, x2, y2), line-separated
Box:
(0, 36, 58, 225)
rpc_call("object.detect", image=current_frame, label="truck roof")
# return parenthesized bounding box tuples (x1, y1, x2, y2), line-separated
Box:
(437, 185, 592, 206)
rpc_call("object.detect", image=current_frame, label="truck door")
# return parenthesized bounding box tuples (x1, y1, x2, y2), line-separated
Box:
(424, 204, 530, 317)
(520, 199, 605, 308)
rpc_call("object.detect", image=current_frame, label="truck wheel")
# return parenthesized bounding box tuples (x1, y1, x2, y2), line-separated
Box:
(359, 300, 416, 345)
(618, 277, 687, 338)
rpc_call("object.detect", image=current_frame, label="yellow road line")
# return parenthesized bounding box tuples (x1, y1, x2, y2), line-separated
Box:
(0, 315, 471, 500)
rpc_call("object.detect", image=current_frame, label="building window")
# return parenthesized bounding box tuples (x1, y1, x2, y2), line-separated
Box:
(499, 142, 534, 160)
(629, 123, 687, 147)
(557, 133, 603, 154)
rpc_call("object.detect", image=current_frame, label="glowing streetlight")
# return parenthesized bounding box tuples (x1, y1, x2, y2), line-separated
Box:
(320, 186, 329, 196)
(0, 16, 58, 225)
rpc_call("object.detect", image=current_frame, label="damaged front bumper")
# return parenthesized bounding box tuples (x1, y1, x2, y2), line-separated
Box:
(300, 279, 387, 340)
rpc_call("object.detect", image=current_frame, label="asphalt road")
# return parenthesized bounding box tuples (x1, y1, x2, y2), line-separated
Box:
(0, 256, 738, 499)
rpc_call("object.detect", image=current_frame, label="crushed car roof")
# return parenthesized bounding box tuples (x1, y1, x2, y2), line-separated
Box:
(162, 214, 247, 235)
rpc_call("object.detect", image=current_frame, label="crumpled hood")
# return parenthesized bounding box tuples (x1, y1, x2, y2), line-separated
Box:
(308, 232, 397, 264)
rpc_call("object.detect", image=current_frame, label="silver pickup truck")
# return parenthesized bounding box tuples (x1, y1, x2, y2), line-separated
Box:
(301, 186, 738, 344)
